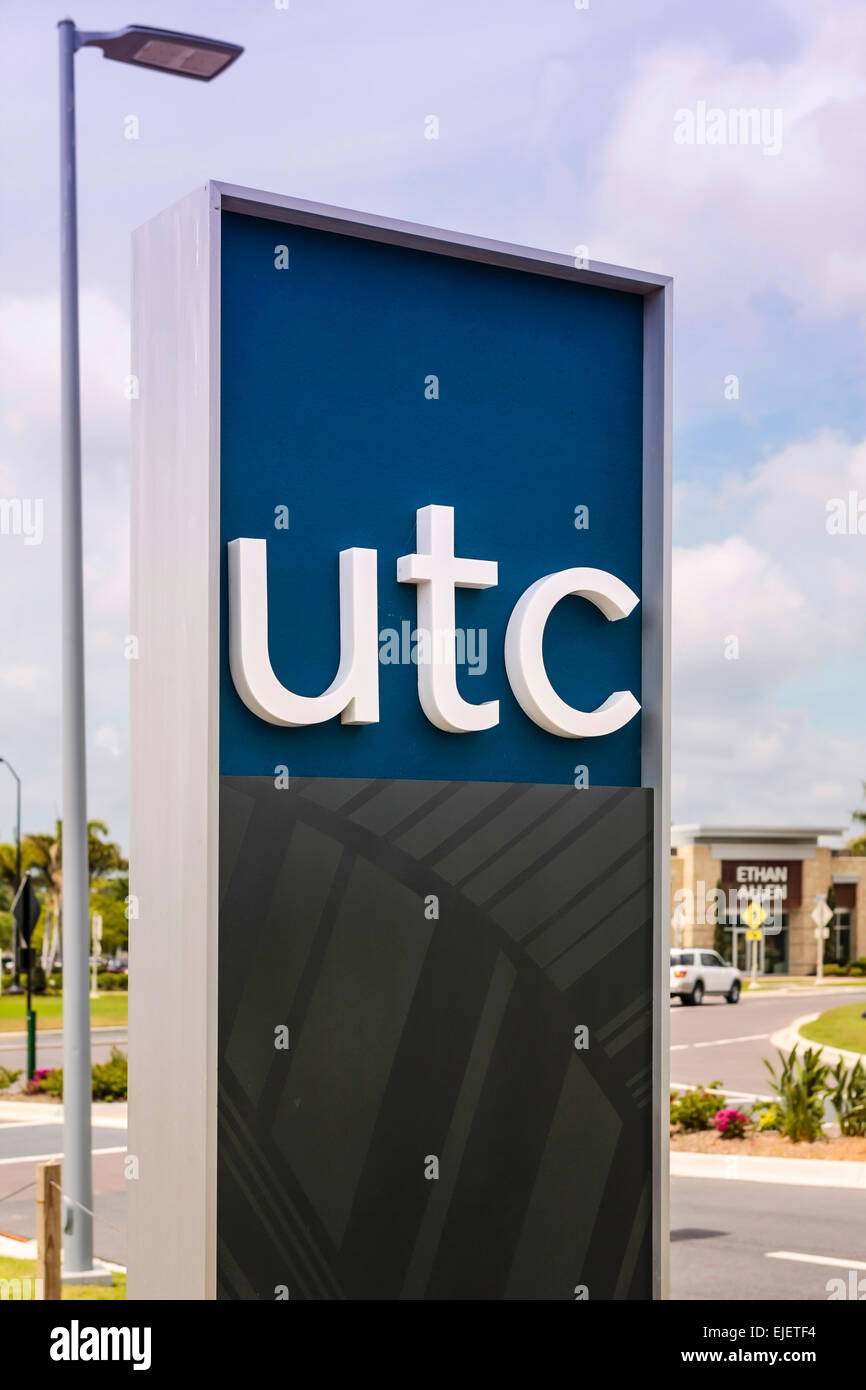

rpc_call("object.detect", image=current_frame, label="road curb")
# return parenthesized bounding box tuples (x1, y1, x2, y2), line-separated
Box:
(0, 1231, 36, 1259)
(671, 1150, 866, 1189)
(769, 1013, 865, 1068)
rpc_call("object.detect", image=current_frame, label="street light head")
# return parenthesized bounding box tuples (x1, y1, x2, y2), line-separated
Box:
(78, 25, 243, 81)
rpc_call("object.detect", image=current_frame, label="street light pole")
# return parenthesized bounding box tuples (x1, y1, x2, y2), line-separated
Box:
(58, 16, 94, 1278)
(56, 13, 242, 1282)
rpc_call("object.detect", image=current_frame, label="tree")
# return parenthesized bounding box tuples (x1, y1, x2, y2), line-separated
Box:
(90, 875, 130, 955)
(849, 781, 866, 855)
(24, 824, 63, 966)
(0, 844, 18, 957)
(13, 820, 128, 968)
(87, 821, 127, 882)
(0, 844, 19, 955)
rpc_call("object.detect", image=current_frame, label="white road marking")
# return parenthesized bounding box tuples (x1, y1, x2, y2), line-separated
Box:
(0, 1120, 63, 1130)
(671, 1032, 769, 1051)
(766, 1251, 866, 1271)
(0, 1145, 126, 1166)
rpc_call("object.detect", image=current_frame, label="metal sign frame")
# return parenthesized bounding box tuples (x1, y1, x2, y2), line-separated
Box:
(129, 181, 671, 1299)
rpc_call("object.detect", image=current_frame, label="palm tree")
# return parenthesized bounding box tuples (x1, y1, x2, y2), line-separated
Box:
(0, 843, 19, 956)
(21, 819, 127, 970)
(25, 824, 63, 970)
(0, 842, 18, 911)
(87, 821, 127, 882)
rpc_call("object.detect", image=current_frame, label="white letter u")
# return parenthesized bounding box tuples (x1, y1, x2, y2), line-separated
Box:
(227, 537, 379, 726)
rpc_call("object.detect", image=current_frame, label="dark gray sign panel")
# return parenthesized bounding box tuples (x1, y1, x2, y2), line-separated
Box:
(219, 778, 653, 1300)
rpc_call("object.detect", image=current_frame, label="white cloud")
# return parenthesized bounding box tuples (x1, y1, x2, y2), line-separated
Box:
(0, 289, 131, 848)
(673, 697, 866, 833)
(586, 8, 866, 324)
(0, 665, 41, 692)
(672, 427, 866, 830)
(0, 289, 129, 442)
(95, 724, 122, 759)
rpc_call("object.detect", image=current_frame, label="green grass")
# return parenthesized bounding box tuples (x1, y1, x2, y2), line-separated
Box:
(0, 993, 127, 1033)
(0, 1255, 125, 1300)
(744, 977, 866, 991)
(799, 1002, 866, 1055)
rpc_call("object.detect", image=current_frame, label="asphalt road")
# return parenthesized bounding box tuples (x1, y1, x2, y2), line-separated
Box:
(0, 997, 863, 1288)
(0, 1034, 128, 1267)
(0, 1026, 127, 1076)
(671, 1174, 866, 1300)
(1, 1119, 863, 1295)
(0, 1118, 127, 1265)
(670, 987, 866, 1096)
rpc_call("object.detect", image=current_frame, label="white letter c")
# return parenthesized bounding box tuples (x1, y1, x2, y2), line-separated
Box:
(504, 567, 640, 738)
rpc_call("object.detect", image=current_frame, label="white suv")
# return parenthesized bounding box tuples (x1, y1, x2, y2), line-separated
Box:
(670, 949, 742, 1006)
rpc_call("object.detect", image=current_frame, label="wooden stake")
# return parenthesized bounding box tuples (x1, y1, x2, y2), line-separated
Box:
(36, 1160, 62, 1301)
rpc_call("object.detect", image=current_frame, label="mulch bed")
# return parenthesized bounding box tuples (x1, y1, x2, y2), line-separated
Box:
(0, 1090, 60, 1104)
(671, 1130, 866, 1160)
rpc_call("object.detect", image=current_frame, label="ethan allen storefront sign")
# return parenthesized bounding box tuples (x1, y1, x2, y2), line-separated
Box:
(721, 861, 802, 909)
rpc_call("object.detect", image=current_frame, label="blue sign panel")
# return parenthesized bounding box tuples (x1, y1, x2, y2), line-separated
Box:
(219, 211, 644, 786)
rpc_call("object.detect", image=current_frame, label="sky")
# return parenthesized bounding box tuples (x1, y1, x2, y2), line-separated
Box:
(0, 0, 865, 850)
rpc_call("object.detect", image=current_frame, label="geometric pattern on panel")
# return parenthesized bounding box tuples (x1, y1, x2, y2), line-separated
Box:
(217, 777, 654, 1300)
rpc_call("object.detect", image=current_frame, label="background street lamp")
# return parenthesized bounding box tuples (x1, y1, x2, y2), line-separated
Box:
(58, 16, 242, 1281)
(0, 758, 22, 992)
(73, 23, 243, 79)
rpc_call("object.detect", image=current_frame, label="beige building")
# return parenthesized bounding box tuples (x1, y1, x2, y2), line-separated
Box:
(670, 825, 864, 976)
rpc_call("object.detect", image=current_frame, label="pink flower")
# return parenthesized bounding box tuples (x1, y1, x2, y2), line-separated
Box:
(713, 1107, 749, 1139)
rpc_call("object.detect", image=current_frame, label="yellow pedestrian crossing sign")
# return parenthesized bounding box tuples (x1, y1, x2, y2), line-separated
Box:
(745, 928, 763, 941)
(742, 899, 766, 930)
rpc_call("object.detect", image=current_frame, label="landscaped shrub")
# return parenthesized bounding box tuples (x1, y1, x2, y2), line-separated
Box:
(753, 1102, 783, 1131)
(0, 1065, 21, 1090)
(26, 1048, 127, 1102)
(27, 1067, 58, 1096)
(91, 1047, 127, 1101)
(713, 1107, 749, 1139)
(3, 968, 55, 991)
(763, 1045, 828, 1142)
(827, 1057, 866, 1137)
(824, 958, 866, 976)
(96, 972, 128, 991)
(670, 1082, 725, 1132)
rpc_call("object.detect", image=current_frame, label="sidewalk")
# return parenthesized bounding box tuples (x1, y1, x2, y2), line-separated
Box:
(671, 1149, 866, 1189)
(0, 1098, 126, 1127)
